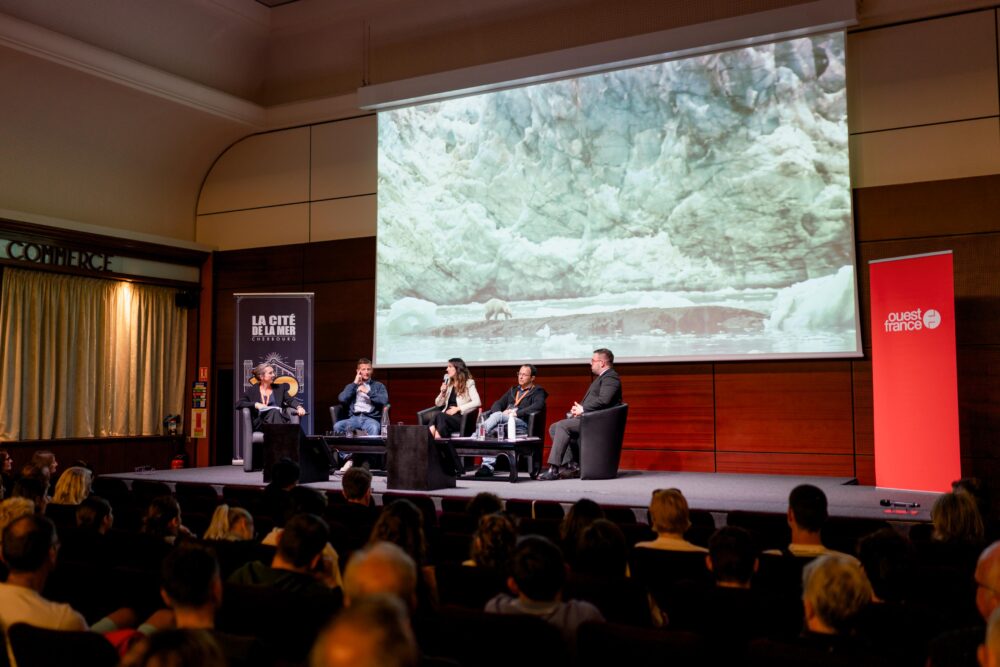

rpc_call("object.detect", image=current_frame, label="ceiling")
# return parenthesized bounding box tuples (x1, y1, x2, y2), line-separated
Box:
(0, 0, 992, 245)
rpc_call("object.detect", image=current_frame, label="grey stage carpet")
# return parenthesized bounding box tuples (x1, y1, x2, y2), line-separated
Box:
(105, 465, 937, 523)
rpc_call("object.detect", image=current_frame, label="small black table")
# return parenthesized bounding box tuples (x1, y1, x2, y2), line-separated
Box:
(450, 436, 543, 483)
(312, 434, 387, 468)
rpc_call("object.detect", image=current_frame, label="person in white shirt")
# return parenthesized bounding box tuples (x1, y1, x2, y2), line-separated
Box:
(0, 514, 87, 631)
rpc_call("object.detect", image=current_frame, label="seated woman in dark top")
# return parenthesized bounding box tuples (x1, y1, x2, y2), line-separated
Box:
(234, 363, 306, 430)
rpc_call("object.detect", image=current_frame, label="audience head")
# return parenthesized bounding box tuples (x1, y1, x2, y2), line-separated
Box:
(270, 457, 301, 490)
(801, 553, 872, 635)
(142, 495, 182, 539)
(277, 513, 330, 571)
(857, 528, 912, 603)
(932, 490, 985, 544)
(466, 492, 503, 519)
(573, 518, 628, 578)
(310, 594, 418, 667)
(509, 536, 567, 603)
(287, 486, 328, 519)
(708, 526, 757, 587)
(469, 513, 517, 573)
(648, 488, 691, 536)
(1, 514, 58, 575)
(369, 499, 427, 565)
(51, 466, 93, 505)
(161, 543, 222, 611)
(0, 498, 37, 550)
(12, 476, 48, 514)
(122, 629, 226, 667)
(76, 495, 114, 534)
(789, 484, 828, 533)
(560, 498, 605, 559)
(0, 448, 12, 474)
(342, 466, 373, 504)
(31, 449, 58, 476)
(953, 477, 992, 523)
(975, 542, 1000, 621)
(203, 504, 254, 541)
(343, 541, 418, 610)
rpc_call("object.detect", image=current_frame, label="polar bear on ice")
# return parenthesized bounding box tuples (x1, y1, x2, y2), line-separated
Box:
(484, 298, 512, 321)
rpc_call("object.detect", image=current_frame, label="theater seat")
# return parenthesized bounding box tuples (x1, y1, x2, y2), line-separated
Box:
(7, 623, 118, 667)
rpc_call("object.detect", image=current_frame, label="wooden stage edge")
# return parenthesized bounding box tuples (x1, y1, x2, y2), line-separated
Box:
(104, 465, 940, 523)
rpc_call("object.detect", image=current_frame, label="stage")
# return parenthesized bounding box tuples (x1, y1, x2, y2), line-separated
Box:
(104, 465, 939, 523)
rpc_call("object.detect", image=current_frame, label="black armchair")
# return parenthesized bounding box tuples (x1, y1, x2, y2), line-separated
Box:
(416, 405, 477, 436)
(241, 407, 300, 472)
(577, 403, 629, 480)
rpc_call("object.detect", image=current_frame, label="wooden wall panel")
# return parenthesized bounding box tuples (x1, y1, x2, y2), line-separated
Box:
(715, 361, 855, 455)
(623, 364, 714, 451)
(3, 438, 180, 476)
(621, 450, 715, 472)
(716, 452, 856, 477)
(958, 347, 1000, 459)
(854, 455, 875, 486)
(852, 361, 874, 457)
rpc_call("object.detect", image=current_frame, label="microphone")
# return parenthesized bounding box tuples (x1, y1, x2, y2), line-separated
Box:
(879, 499, 920, 509)
(443, 373, 449, 383)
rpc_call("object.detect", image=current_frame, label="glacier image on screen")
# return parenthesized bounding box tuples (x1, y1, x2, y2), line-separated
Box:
(375, 32, 858, 366)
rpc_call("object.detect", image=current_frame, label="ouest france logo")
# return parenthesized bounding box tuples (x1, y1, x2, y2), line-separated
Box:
(883, 307, 942, 333)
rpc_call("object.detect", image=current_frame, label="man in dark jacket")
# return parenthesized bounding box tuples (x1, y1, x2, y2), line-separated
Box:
(475, 364, 548, 477)
(539, 348, 622, 480)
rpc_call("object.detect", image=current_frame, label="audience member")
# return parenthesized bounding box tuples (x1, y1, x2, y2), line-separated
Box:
(0, 497, 35, 543)
(203, 505, 254, 541)
(261, 456, 300, 525)
(51, 465, 93, 505)
(928, 541, 1000, 667)
(260, 487, 342, 587)
(142, 495, 189, 544)
(342, 465, 375, 506)
(310, 595, 419, 667)
(856, 528, 913, 604)
(159, 543, 267, 667)
(0, 448, 13, 498)
(0, 514, 88, 630)
(370, 499, 436, 606)
(343, 541, 419, 610)
(230, 513, 341, 594)
(572, 518, 628, 578)
(328, 466, 380, 560)
(12, 475, 49, 514)
(465, 513, 517, 574)
(121, 629, 227, 667)
(979, 608, 1000, 667)
(31, 449, 59, 477)
(465, 492, 503, 520)
(559, 498, 605, 564)
(484, 535, 604, 645)
(933, 491, 986, 546)
(58, 495, 115, 565)
(768, 484, 856, 560)
(634, 488, 707, 553)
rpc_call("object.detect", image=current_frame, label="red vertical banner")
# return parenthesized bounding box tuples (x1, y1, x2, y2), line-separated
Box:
(869, 251, 959, 492)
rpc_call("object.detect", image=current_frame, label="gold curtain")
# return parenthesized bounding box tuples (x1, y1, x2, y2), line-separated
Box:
(0, 268, 187, 440)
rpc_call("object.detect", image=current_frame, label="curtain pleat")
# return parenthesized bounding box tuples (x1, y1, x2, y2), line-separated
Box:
(0, 268, 187, 440)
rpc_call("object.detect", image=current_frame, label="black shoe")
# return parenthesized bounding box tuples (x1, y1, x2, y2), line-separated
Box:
(475, 464, 495, 478)
(558, 462, 580, 479)
(538, 466, 560, 481)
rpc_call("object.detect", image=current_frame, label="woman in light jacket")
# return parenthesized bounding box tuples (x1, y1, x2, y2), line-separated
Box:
(429, 357, 481, 439)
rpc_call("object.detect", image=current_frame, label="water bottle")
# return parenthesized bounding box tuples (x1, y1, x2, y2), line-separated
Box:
(506, 412, 516, 441)
(380, 407, 389, 438)
(475, 409, 486, 440)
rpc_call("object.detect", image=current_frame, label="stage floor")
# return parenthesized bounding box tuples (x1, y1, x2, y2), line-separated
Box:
(105, 465, 939, 523)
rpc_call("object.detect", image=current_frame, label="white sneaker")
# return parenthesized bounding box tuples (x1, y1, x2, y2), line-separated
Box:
(338, 459, 353, 474)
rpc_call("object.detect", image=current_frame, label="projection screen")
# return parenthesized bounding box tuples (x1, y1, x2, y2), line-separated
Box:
(375, 32, 859, 366)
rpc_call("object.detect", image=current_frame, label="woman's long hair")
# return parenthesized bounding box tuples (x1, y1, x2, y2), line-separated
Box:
(449, 357, 473, 397)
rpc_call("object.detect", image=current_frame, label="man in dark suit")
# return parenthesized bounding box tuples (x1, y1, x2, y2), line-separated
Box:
(538, 348, 621, 480)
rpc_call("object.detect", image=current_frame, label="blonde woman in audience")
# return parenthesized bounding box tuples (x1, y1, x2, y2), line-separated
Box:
(51, 466, 93, 505)
(932, 490, 985, 545)
(802, 553, 873, 635)
(634, 488, 707, 552)
(203, 504, 254, 541)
